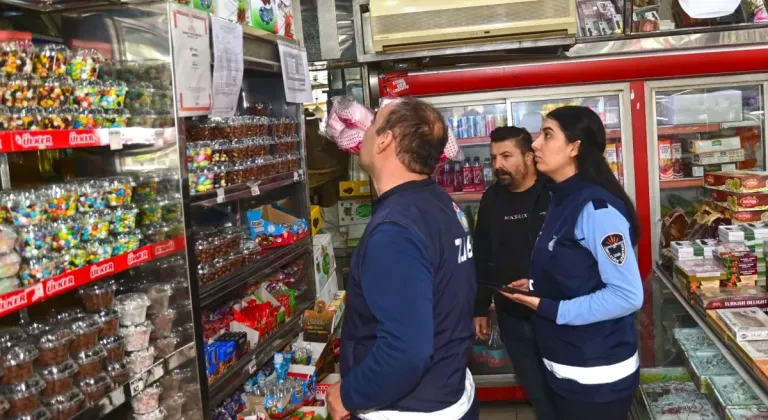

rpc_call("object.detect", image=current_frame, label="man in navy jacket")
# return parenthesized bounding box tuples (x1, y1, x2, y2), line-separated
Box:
(326, 97, 478, 420)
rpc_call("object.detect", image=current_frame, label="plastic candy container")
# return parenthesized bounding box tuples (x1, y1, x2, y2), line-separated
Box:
(4, 75, 40, 108)
(187, 142, 212, 171)
(0, 252, 21, 279)
(33, 44, 70, 79)
(103, 109, 129, 128)
(79, 209, 110, 242)
(129, 108, 155, 128)
(35, 327, 73, 368)
(212, 140, 231, 163)
(132, 384, 162, 415)
(189, 170, 214, 195)
(152, 89, 173, 112)
(119, 321, 153, 352)
(105, 362, 128, 386)
(100, 335, 125, 364)
(41, 106, 73, 130)
(112, 233, 140, 256)
(126, 83, 154, 109)
(76, 373, 112, 406)
(97, 308, 120, 338)
(0, 40, 34, 77)
(149, 308, 177, 339)
(133, 173, 161, 202)
(0, 106, 9, 130)
(46, 184, 78, 220)
(138, 201, 162, 226)
(72, 346, 106, 381)
(72, 79, 100, 108)
(125, 346, 155, 376)
(85, 240, 113, 264)
(0, 226, 16, 254)
(47, 308, 84, 325)
(1, 374, 45, 417)
(77, 180, 107, 213)
(72, 108, 101, 129)
(143, 283, 172, 314)
(42, 389, 84, 420)
(1, 343, 39, 386)
(17, 225, 52, 260)
(18, 256, 60, 285)
(134, 407, 166, 420)
(8, 106, 41, 131)
(115, 293, 151, 326)
(38, 77, 73, 108)
(105, 176, 134, 207)
(159, 196, 181, 223)
(70, 315, 104, 353)
(99, 80, 127, 109)
(110, 204, 137, 234)
(68, 49, 101, 81)
(138, 223, 166, 245)
(77, 280, 117, 312)
(161, 393, 184, 420)
(98, 59, 120, 82)
(50, 217, 82, 252)
(152, 334, 179, 358)
(8, 190, 48, 226)
(38, 360, 78, 397)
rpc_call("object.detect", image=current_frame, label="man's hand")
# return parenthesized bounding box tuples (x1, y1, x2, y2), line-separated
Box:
(508, 279, 529, 291)
(473, 316, 489, 340)
(327, 381, 351, 420)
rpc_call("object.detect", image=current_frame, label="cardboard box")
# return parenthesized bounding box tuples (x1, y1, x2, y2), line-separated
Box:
(318, 272, 339, 304)
(313, 233, 336, 294)
(310, 205, 323, 235)
(247, 205, 309, 249)
(705, 170, 768, 193)
(690, 149, 746, 165)
(303, 291, 345, 343)
(339, 180, 371, 198)
(338, 199, 372, 226)
(687, 136, 742, 154)
(315, 373, 341, 401)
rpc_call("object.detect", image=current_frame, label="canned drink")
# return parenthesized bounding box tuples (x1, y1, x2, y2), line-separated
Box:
(447, 117, 458, 138)
(495, 114, 506, 128)
(457, 117, 466, 139)
(467, 116, 476, 138)
(477, 117, 486, 138)
(485, 115, 496, 135)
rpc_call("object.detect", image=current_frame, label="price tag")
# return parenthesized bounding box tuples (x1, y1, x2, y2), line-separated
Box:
(216, 188, 225, 203)
(247, 181, 260, 196)
(129, 377, 145, 396)
(293, 171, 299, 182)
(109, 129, 123, 150)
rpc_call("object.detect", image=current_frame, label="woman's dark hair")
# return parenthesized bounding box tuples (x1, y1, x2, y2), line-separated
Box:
(546, 106, 640, 242)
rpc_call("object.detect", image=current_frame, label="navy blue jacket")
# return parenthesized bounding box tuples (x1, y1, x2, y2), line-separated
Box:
(340, 178, 477, 413)
(530, 174, 643, 403)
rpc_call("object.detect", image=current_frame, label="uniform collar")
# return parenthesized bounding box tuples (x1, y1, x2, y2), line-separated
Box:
(548, 173, 586, 204)
(373, 178, 435, 213)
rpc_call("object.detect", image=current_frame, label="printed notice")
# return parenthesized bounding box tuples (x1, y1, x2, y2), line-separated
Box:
(277, 39, 312, 104)
(211, 17, 243, 118)
(170, 4, 213, 116)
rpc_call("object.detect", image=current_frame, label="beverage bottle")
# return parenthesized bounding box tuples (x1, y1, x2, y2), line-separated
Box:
(453, 161, 463, 192)
(483, 158, 493, 186)
(443, 163, 453, 191)
(486, 324, 506, 368)
(472, 157, 483, 190)
(462, 158, 473, 191)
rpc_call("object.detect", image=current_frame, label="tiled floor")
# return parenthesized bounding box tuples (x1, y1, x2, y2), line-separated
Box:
(479, 403, 536, 420)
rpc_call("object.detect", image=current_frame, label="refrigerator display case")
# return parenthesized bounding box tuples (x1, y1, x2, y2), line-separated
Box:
(638, 74, 768, 418)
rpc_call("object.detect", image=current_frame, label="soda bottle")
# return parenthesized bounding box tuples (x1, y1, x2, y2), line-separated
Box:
(483, 158, 493, 187)
(462, 158, 473, 190)
(486, 324, 506, 368)
(443, 163, 453, 191)
(472, 157, 483, 190)
(453, 161, 463, 192)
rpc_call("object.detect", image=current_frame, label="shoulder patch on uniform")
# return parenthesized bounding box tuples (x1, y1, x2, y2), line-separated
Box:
(592, 198, 609, 210)
(600, 233, 626, 266)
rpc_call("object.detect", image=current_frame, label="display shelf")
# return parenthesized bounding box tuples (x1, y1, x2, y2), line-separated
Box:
(199, 237, 312, 307)
(72, 342, 197, 420)
(654, 266, 768, 405)
(191, 170, 305, 207)
(659, 178, 705, 189)
(0, 236, 185, 318)
(0, 128, 172, 152)
(207, 297, 315, 408)
(450, 191, 484, 202)
(456, 137, 490, 146)
(657, 123, 722, 136)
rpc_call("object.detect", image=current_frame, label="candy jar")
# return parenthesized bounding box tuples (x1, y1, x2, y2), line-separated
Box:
(212, 140, 231, 164)
(113, 233, 141, 256)
(126, 82, 154, 109)
(110, 204, 138, 234)
(0, 225, 16, 254)
(72, 108, 100, 129)
(68, 49, 101, 81)
(105, 176, 134, 207)
(79, 209, 110, 242)
(114, 293, 151, 326)
(189, 170, 214, 195)
(37, 76, 73, 108)
(0, 105, 9, 130)
(4, 74, 40, 107)
(186, 142, 212, 171)
(46, 184, 78, 220)
(34, 44, 70, 79)
(0, 251, 21, 278)
(16, 224, 51, 259)
(160, 195, 182, 223)
(98, 59, 120, 81)
(51, 217, 82, 252)
(77, 179, 108, 212)
(8, 189, 48, 226)
(103, 108, 129, 128)
(99, 80, 127, 109)
(63, 245, 88, 271)
(9, 106, 42, 130)
(139, 223, 166, 245)
(73, 79, 100, 108)
(152, 89, 172, 113)
(129, 108, 155, 128)
(85, 240, 113, 264)
(18, 255, 61, 285)
(155, 110, 173, 128)
(40, 107, 72, 130)
(0, 40, 34, 77)
(132, 173, 161, 202)
(138, 201, 162, 226)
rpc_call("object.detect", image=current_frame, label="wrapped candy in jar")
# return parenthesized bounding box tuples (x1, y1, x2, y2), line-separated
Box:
(38, 360, 78, 397)
(0, 40, 34, 77)
(252, 137, 269, 156)
(78, 280, 117, 312)
(114, 293, 151, 326)
(155, 171, 179, 196)
(72, 346, 106, 382)
(159, 196, 181, 223)
(139, 223, 169, 245)
(254, 116, 269, 136)
(184, 119, 210, 142)
(0, 276, 19, 294)
(77, 180, 108, 213)
(189, 170, 214, 195)
(132, 384, 162, 415)
(105, 362, 128, 386)
(125, 346, 155, 376)
(79, 209, 110, 242)
(99, 80, 127, 109)
(47, 308, 83, 325)
(165, 222, 183, 238)
(186, 142, 212, 171)
(149, 308, 177, 339)
(46, 184, 78, 220)
(9, 107, 41, 131)
(112, 233, 140, 256)
(85, 240, 113, 264)
(40, 107, 73, 130)
(37, 76, 73, 108)
(72, 108, 101, 129)
(17, 224, 52, 259)
(0, 225, 17, 254)
(72, 79, 100, 108)
(133, 173, 161, 202)
(68, 49, 101, 81)
(0, 252, 21, 278)
(100, 336, 125, 365)
(103, 108, 129, 128)
(43, 389, 84, 420)
(0, 105, 9, 130)
(211, 140, 231, 163)
(50, 217, 82, 252)
(152, 334, 179, 359)
(4, 75, 40, 108)
(76, 373, 112, 406)
(105, 176, 134, 207)
(126, 83, 153, 109)
(0, 343, 39, 386)
(33, 44, 69, 79)
(213, 118, 234, 140)
(1, 374, 45, 417)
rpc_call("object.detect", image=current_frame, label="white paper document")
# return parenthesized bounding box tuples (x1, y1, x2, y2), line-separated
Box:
(211, 16, 244, 118)
(278, 39, 313, 104)
(170, 4, 213, 116)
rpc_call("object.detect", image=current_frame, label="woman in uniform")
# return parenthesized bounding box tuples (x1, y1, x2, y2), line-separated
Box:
(502, 105, 644, 419)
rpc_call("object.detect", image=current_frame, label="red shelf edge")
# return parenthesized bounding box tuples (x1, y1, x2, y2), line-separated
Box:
(659, 178, 705, 189)
(0, 128, 171, 153)
(0, 235, 186, 317)
(457, 129, 621, 146)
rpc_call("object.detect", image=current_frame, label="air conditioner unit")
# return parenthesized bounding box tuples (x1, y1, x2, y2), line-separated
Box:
(369, 0, 578, 52)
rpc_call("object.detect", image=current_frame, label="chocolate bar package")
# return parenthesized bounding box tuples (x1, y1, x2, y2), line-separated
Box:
(718, 308, 768, 341)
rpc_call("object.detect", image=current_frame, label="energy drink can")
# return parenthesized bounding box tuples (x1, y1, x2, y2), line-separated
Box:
(467, 116, 476, 138)
(485, 115, 496, 135)
(458, 117, 467, 138)
(447, 117, 458, 138)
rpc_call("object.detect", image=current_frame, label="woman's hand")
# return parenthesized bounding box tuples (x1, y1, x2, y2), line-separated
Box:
(500, 278, 540, 310)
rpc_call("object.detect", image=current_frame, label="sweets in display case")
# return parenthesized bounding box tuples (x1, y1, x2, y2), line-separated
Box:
(717, 308, 768, 341)
(705, 171, 768, 193)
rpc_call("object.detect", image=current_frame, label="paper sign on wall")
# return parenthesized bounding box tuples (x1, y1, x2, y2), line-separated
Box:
(277, 39, 312, 104)
(211, 16, 244, 117)
(170, 3, 213, 116)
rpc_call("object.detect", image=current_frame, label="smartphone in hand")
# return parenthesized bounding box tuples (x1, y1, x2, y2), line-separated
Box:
(478, 281, 532, 296)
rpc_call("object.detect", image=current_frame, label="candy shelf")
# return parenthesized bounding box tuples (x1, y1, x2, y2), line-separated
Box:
(450, 191, 484, 202)
(0, 128, 173, 152)
(198, 237, 312, 307)
(190, 170, 305, 207)
(659, 178, 705, 189)
(0, 236, 185, 318)
(207, 297, 315, 408)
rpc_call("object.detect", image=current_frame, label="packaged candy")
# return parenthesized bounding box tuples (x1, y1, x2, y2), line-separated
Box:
(161, 392, 184, 420)
(103, 109, 129, 128)
(98, 59, 120, 82)
(129, 108, 156, 128)
(70, 315, 104, 354)
(212, 140, 232, 163)
(79, 209, 110, 242)
(100, 336, 125, 365)
(105, 361, 128, 386)
(149, 308, 177, 340)
(97, 308, 120, 337)
(76, 372, 112, 406)
(0, 252, 21, 278)
(99, 80, 127, 109)
(126, 83, 154, 109)
(0, 105, 9, 130)
(0, 276, 19, 294)
(132, 173, 161, 202)
(78, 280, 117, 312)
(40, 107, 73, 130)
(50, 217, 82, 252)
(1, 343, 38, 386)
(77, 180, 108, 213)
(142, 283, 172, 315)
(9, 106, 41, 131)
(33, 44, 70, 79)
(42, 389, 83, 420)
(0, 40, 35, 77)
(1, 374, 45, 417)
(132, 384, 162, 415)
(138, 201, 162, 226)
(16, 224, 51, 260)
(72, 345, 106, 382)
(105, 176, 134, 207)
(125, 346, 155, 376)
(110, 204, 138, 234)
(0, 226, 15, 256)
(159, 196, 182, 223)
(7, 190, 48, 226)
(112, 233, 140, 256)
(152, 89, 172, 112)
(72, 108, 102, 129)
(115, 293, 151, 326)
(119, 321, 153, 352)
(62, 246, 87, 271)
(46, 184, 78, 220)
(34, 326, 73, 369)
(47, 308, 84, 324)
(37, 76, 73, 108)
(72, 79, 100, 108)
(187, 142, 213, 170)
(189, 170, 214, 195)
(4, 74, 40, 108)
(133, 407, 166, 420)
(68, 49, 101, 81)
(153, 334, 179, 359)
(38, 359, 78, 397)
(85, 240, 113, 264)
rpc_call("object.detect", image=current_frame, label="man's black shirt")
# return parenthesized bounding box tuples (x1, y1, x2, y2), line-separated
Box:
(473, 176, 550, 319)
